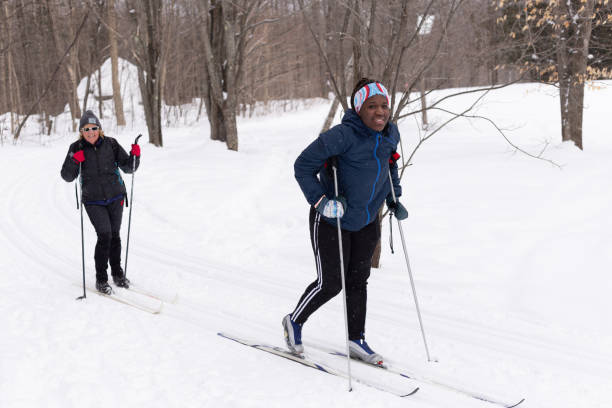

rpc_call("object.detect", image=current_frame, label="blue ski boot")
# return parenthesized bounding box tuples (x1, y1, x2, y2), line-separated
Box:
(282, 314, 303, 354)
(349, 338, 383, 366)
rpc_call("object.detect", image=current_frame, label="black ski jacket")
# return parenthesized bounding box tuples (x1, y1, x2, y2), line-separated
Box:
(61, 136, 140, 204)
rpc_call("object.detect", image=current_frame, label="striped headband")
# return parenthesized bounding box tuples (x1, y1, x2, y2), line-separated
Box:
(353, 82, 390, 113)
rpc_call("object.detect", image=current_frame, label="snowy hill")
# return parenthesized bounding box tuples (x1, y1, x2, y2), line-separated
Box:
(1, 69, 611, 407)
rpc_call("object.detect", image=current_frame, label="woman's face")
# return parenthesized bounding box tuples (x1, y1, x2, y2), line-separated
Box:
(81, 125, 100, 144)
(358, 94, 390, 132)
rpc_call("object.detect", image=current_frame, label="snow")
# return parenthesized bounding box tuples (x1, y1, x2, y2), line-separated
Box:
(1, 59, 611, 407)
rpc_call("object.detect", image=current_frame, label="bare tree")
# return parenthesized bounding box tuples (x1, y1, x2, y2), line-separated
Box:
(126, 0, 164, 146)
(495, 0, 612, 150)
(13, 12, 88, 140)
(46, 0, 84, 131)
(197, 0, 274, 151)
(555, 0, 596, 150)
(1, 1, 22, 134)
(3, 0, 608, 152)
(108, 0, 126, 126)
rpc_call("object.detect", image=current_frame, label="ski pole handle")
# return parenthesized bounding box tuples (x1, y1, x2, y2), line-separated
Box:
(328, 156, 340, 197)
(132, 134, 142, 171)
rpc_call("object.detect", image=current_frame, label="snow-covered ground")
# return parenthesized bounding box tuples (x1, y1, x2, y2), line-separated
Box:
(1, 60, 611, 407)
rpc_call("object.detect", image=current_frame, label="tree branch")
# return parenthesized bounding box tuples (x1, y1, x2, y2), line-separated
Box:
(13, 13, 89, 140)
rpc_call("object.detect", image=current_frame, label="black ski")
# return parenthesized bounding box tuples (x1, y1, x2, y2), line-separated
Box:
(217, 332, 419, 398)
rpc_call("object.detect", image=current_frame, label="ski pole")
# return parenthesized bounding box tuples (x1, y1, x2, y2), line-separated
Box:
(76, 161, 86, 300)
(387, 170, 434, 362)
(330, 157, 352, 392)
(124, 134, 142, 278)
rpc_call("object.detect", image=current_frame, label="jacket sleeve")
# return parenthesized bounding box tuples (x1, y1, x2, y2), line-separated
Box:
(294, 127, 350, 205)
(388, 124, 402, 199)
(113, 138, 140, 174)
(60, 143, 80, 183)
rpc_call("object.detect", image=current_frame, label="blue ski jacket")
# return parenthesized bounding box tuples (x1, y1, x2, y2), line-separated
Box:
(294, 109, 402, 231)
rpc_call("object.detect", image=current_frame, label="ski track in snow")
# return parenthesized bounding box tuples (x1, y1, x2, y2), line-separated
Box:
(1, 76, 612, 407)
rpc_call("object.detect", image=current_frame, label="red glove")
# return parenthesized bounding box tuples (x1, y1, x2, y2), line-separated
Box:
(72, 150, 85, 163)
(131, 144, 141, 157)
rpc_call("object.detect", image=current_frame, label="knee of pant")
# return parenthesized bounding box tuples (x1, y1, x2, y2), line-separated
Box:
(321, 278, 343, 297)
(98, 232, 112, 245)
(348, 280, 368, 293)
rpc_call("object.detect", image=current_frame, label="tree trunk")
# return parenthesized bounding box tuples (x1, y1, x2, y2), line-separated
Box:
(2, 1, 21, 133)
(137, 67, 152, 132)
(208, 97, 226, 142)
(221, 2, 239, 151)
(223, 103, 239, 151)
(46, 0, 80, 129)
(370, 208, 385, 268)
(82, 72, 92, 115)
(97, 66, 103, 119)
(143, 0, 163, 146)
(321, 97, 339, 133)
(556, 0, 594, 150)
(419, 77, 428, 129)
(66, 2, 82, 128)
(108, 0, 126, 126)
(198, 0, 251, 151)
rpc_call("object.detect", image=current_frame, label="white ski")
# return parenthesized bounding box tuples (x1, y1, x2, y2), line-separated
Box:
(307, 342, 524, 408)
(78, 284, 163, 314)
(123, 284, 178, 304)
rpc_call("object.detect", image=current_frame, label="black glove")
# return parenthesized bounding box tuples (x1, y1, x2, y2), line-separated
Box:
(386, 194, 408, 220)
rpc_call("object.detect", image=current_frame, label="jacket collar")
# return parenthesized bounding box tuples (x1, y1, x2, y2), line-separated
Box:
(342, 109, 397, 139)
(83, 136, 104, 148)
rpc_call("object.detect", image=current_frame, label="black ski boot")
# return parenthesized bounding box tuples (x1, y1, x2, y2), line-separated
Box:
(113, 274, 131, 289)
(111, 265, 131, 289)
(96, 281, 113, 295)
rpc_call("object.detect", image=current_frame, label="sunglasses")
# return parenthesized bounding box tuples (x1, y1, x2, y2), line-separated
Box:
(82, 126, 99, 132)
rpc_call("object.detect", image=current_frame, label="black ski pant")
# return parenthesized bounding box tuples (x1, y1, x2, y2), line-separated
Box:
(85, 199, 124, 283)
(290, 207, 380, 340)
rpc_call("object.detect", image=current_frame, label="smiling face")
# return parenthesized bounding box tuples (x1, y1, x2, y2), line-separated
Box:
(357, 94, 390, 132)
(81, 125, 100, 145)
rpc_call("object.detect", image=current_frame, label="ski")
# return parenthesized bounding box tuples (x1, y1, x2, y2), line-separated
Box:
(80, 284, 163, 314)
(123, 284, 178, 304)
(217, 332, 419, 398)
(308, 343, 524, 408)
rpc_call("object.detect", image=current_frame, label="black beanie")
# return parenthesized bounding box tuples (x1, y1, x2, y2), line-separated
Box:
(79, 110, 101, 130)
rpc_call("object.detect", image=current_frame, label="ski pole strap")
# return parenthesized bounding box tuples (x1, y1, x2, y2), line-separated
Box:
(389, 212, 394, 254)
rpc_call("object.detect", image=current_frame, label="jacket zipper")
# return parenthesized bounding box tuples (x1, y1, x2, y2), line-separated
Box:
(93, 144, 109, 200)
(365, 133, 382, 224)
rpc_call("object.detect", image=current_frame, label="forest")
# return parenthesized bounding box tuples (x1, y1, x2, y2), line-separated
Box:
(1, 0, 611, 149)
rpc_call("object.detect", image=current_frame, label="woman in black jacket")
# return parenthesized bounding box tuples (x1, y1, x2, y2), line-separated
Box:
(61, 110, 141, 294)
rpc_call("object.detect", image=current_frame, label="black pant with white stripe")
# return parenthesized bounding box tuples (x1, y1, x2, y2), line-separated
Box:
(290, 207, 380, 340)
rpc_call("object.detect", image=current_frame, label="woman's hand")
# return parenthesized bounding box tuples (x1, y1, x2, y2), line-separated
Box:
(386, 195, 408, 220)
(72, 150, 85, 164)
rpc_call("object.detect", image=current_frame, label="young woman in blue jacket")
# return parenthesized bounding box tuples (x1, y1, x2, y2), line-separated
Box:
(283, 78, 408, 365)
